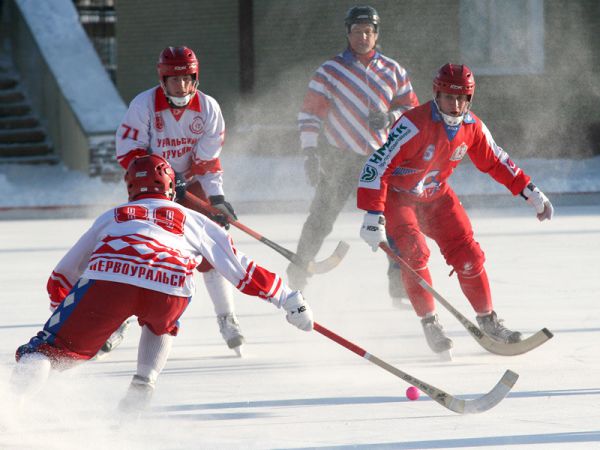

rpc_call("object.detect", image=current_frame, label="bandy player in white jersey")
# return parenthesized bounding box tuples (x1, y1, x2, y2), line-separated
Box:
(13, 155, 313, 413)
(114, 46, 245, 354)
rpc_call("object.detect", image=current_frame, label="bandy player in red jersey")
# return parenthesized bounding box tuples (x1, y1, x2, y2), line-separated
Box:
(357, 63, 554, 357)
(113, 46, 246, 355)
(12, 155, 313, 413)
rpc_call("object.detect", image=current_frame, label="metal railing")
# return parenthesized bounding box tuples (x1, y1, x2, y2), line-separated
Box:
(73, 0, 116, 82)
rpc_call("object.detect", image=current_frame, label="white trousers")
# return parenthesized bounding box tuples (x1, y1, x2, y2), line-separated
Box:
(202, 268, 235, 316)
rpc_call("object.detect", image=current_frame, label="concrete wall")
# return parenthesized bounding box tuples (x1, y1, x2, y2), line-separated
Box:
(116, 0, 239, 108)
(8, 0, 126, 174)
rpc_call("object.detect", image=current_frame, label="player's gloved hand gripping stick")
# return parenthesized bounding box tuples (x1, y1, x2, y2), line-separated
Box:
(182, 191, 349, 275)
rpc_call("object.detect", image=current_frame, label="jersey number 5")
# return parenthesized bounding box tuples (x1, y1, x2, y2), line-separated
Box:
(114, 205, 186, 235)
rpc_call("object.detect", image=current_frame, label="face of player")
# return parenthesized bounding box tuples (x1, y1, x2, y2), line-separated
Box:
(164, 75, 195, 98)
(347, 23, 378, 55)
(436, 92, 470, 118)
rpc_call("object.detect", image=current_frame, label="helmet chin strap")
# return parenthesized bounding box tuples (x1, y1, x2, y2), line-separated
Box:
(433, 97, 471, 127)
(160, 80, 198, 108)
(167, 93, 193, 107)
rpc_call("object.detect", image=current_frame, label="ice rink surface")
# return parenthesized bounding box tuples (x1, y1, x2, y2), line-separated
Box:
(1, 204, 599, 449)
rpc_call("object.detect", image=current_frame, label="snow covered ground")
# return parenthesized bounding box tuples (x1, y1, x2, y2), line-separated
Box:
(1, 203, 599, 449)
(1, 155, 600, 215)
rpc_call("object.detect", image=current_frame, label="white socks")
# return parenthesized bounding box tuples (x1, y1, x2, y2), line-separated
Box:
(136, 326, 173, 385)
(203, 269, 235, 316)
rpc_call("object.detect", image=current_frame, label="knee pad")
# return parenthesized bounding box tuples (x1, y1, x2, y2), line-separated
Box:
(388, 228, 430, 270)
(448, 240, 485, 277)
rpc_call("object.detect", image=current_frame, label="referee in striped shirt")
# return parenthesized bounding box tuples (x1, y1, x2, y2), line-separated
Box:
(288, 5, 419, 307)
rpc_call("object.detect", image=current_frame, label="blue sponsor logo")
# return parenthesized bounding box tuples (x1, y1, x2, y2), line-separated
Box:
(391, 166, 422, 176)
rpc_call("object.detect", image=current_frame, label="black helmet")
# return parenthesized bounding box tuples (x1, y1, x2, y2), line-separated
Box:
(344, 5, 380, 33)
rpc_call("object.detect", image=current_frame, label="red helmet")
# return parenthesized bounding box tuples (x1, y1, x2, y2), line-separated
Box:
(157, 46, 199, 81)
(433, 63, 475, 97)
(124, 154, 175, 201)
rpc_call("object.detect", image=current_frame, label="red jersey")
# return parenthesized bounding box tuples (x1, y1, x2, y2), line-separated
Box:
(357, 101, 530, 212)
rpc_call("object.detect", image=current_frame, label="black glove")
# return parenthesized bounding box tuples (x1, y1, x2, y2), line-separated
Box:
(304, 147, 320, 187)
(174, 172, 188, 200)
(209, 195, 237, 230)
(368, 110, 393, 130)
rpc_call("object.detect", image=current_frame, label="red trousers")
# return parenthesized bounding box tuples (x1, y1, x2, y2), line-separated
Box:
(385, 187, 492, 316)
(17, 278, 189, 364)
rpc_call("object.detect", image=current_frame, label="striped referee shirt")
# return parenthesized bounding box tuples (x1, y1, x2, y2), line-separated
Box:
(298, 48, 419, 156)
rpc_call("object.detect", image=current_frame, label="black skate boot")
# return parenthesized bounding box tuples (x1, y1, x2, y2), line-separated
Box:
(476, 311, 522, 344)
(387, 260, 410, 309)
(421, 314, 453, 359)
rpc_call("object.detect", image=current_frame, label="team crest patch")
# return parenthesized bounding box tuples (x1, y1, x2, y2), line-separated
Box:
(155, 113, 164, 131)
(391, 166, 423, 176)
(190, 116, 205, 134)
(411, 170, 441, 198)
(450, 143, 468, 161)
(360, 165, 378, 183)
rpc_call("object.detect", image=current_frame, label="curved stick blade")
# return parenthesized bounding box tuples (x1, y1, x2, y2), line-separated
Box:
(433, 290, 554, 356)
(474, 328, 554, 356)
(460, 370, 519, 414)
(306, 241, 350, 274)
(367, 353, 518, 414)
(315, 323, 517, 414)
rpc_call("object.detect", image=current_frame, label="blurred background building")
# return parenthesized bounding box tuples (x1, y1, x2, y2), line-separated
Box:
(1, 0, 599, 177)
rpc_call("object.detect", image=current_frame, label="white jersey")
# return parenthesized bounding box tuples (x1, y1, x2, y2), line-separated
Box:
(115, 87, 226, 197)
(47, 198, 290, 306)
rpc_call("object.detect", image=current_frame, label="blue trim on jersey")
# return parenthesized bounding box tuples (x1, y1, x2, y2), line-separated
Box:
(431, 102, 475, 141)
(16, 278, 96, 358)
(42, 278, 96, 344)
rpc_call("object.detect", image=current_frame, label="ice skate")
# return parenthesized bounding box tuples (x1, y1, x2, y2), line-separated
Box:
(101, 318, 132, 353)
(387, 259, 411, 309)
(118, 375, 155, 416)
(477, 311, 522, 344)
(217, 313, 245, 356)
(421, 314, 453, 360)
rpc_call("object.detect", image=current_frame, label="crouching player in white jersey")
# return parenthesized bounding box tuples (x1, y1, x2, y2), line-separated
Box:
(113, 46, 246, 355)
(12, 155, 313, 413)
